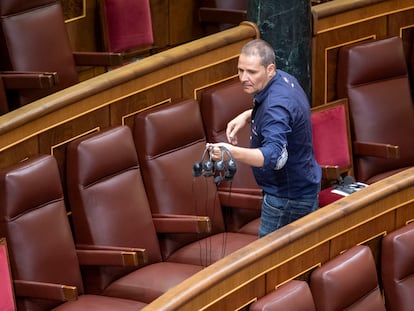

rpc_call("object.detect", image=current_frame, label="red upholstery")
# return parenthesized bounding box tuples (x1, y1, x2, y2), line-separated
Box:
(311, 99, 354, 207)
(0, 239, 15, 311)
(337, 36, 414, 184)
(0, 0, 122, 111)
(310, 245, 385, 311)
(381, 222, 414, 311)
(134, 98, 257, 265)
(311, 102, 351, 170)
(0, 155, 146, 311)
(200, 79, 261, 235)
(99, 0, 154, 54)
(249, 280, 316, 311)
(66, 126, 203, 303)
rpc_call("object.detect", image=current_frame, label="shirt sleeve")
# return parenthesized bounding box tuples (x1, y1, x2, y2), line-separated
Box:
(258, 100, 292, 171)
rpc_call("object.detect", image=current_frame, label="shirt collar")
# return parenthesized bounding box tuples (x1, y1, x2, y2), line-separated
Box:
(254, 70, 279, 105)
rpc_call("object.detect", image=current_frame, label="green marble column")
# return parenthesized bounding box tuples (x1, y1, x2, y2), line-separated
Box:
(247, 0, 312, 102)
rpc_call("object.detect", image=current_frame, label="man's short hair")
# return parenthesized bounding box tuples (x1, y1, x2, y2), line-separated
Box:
(241, 39, 275, 67)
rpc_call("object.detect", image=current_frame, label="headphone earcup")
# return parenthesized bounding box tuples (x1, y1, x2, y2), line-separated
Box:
(214, 159, 225, 171)
(192, 162, 203, 177)
(224, 168, 235, 180)
(227, 159, 236, 172)
(203, 160, 214, 177)
(214, 174, 223, 185)
(224, 158, 237, 181)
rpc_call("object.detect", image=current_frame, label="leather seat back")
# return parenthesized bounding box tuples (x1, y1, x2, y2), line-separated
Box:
(200, 80, 258, 190)
(134, 99, 225, 259)
(66, 126, 162, 293)
(337, 36, 414, 183)
(381, 222, 414, 311)
(200, 80, 261, 233)
(310, 245, 385, 311)
(99, 0, 154, 53)
(0, 155, 84, 311)
(249, 280, 316, 311)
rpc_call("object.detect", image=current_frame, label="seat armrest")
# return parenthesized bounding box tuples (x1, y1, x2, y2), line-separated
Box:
(353, 141, 399, 159)
(152, 214, 211, 234)
(199, 7, 247, 24)
(73, 51, 123, 67)
(218, 188, 262, 210)
(321, 165, 340, 180)
(320, 165, 351, 181)
(1, 71, 58, 89)
(14, 280, 77, 301)
(76, 245, 147, 267)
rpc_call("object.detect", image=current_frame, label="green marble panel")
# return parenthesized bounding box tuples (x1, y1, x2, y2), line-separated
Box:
(247, 0, 312, 101)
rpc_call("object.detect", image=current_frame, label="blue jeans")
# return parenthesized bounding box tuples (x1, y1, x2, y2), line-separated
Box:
(258, 190, 319, 238)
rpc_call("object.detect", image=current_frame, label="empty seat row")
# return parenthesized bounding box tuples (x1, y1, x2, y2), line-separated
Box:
(0, 96, 259, 310)
(250, 245, 385, 311)
(250, 222, 414, 311)
(0, 154, 148, 310)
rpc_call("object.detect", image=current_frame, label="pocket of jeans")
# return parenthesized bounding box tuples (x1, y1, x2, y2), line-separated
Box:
(263, 194, 289, 212)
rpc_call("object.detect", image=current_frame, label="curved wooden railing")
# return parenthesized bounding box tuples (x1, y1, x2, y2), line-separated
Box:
(143, 167, 414, 310)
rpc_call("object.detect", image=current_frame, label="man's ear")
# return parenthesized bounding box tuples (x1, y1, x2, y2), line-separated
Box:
(267, 63, 276, 77)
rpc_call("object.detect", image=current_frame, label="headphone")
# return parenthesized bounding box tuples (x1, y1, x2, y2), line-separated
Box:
(192, 146, 214, 177)
(336, 175, 355, 187)
(192, 145, 237, 184)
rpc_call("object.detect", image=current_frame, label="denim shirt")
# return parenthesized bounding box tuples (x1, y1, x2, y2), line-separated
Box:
(251, 70, 321, 198)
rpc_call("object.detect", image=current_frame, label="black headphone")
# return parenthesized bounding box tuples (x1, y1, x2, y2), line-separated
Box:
(192, 146, 214, 177)
(192, 146, 237, 184)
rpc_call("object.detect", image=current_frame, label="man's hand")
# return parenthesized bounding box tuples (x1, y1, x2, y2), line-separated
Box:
(206, 143, 233, 161)
(226, 109, 252, 145)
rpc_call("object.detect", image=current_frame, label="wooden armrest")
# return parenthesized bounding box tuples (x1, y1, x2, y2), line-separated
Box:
(320, 165, 350, 181)
(73, 51, 123, 67)
(321, 165, 340, 180)
(353, 141, 399, 159)
(14, 280, 77, 301)
(152, 214, 211, 234)
(199, 7, 247, 24)
(1, 71, 58, 89)
(76, 245, 147, 267)
(218, 190, 262, 210)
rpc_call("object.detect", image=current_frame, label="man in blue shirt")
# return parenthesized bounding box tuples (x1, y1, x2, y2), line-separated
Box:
(208, 39, 321, 237)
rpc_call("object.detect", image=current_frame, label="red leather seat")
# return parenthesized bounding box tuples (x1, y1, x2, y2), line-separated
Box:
(381, 222, 414, 311)
(0, 155, 146, 311)
(310, 245, 385, 311)
(311, 99, 354, 207)
(200, 79, 261, 235)
(249, 280, 316, 311)
(66, 126, 204, 303)
(337, 36, 414, 184)
(98, 0, 154, 59)
(134, 98, 257, 266)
